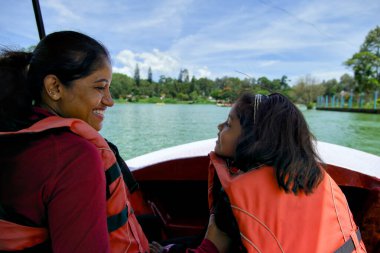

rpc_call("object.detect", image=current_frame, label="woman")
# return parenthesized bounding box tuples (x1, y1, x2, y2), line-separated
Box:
(0, 31, 148, 252)
(209, 92, 366, 252)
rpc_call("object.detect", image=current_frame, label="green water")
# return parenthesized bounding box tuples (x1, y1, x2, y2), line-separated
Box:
(100, 104, 380, 160)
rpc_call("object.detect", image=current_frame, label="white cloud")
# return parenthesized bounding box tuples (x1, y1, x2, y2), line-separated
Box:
(1, 0, 378, 83)
(109, 0, 193, 39)
(259, 60, 279, 67)
(196, 66, 212, 78)
(44, 0, 81, 22)
(113, 49, 180, 78)
(161, 0, 378, 82)
(112, 48, 215, 80)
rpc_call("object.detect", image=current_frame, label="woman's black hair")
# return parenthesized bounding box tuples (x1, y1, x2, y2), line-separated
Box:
(0, 31, 110, 131)
(233, 92, 323, 194)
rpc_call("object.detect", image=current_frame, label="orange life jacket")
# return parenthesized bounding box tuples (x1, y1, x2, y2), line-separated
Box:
(0, 116, 149, 252)
(207, 152, 366, 253)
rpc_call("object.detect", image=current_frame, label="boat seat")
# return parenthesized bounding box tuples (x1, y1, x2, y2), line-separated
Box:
(148, 200, 208, 238)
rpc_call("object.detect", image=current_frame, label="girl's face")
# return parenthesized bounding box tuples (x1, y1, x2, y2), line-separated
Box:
(56, 60, 114, 131)
(215, 104, 242, 158)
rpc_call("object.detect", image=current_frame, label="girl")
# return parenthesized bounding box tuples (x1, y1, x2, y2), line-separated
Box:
(209, 92, 366, 253)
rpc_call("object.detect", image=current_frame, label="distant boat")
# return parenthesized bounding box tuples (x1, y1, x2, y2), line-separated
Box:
(216, 102, 232, 107)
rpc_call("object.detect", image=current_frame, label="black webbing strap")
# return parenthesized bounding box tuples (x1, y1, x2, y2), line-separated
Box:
(334, 228, 362, 253)
(106, 140, 139, 193)
(106, 163, 121, 185)
(105, 162, 122, 199)
(107, 206, 128, 232)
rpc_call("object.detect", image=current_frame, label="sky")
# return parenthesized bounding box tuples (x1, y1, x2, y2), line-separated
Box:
(0, 0, 379, 85)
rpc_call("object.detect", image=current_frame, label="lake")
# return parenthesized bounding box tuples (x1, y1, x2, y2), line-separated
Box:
(100, 103, 380, 160)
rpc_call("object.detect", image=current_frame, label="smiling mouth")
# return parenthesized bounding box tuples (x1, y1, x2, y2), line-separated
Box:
(93, 109, 105, 117)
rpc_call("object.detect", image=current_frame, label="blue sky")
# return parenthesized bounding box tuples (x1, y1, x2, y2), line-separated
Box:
(1, 0, 379, 84)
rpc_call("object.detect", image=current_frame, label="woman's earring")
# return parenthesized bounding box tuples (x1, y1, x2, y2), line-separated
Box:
(48, 90, 57, 100)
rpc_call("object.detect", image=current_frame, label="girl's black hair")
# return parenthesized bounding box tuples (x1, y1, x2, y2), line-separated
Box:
(233, 92, 323, 194)
(0, 31, 110, 131)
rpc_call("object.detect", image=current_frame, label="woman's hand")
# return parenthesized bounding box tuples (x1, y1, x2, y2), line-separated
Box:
(150, 241, 165, 253)
(204, 214, 231, 253)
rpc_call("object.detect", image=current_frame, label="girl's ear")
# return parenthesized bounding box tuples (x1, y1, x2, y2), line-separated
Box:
(43, 75, 63, 101)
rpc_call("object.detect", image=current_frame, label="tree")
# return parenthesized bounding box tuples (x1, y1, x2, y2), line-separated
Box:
(322, 78, 339, 96)
(339, 74, 356, 91)
(189, 76, 197, 93)
(111, 73, 134, 99)
(147, 67, 153, 83)
(134, 63, 140, 87)
(178, 69, 183, 83)
(291, 75, 325, 108)
(183, 69, 190, 83)
(197, 77, 214, 96)
(345, 26, 380, 92)
(178, 69, 189, 83)
(159, 75, 167, 84)
(280, 75, 290, 90)
(257, 76, 273, 92)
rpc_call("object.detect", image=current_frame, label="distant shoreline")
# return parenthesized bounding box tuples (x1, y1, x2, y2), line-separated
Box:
(114, 98, 216, 105)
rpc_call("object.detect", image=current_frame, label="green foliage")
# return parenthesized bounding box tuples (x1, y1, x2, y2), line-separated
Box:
(147, 67, 153, 83)
(178, 69, 190, 83)
(111, 71, 296, 104)
(110, 73, 134, 99)
(134, 63, 140, 86)
(162, 98, 178, 104)
(112, 69, 373, 106)
(322, 78, 342, 96)
(340, 74, 356, 91)
(306, 102, 314, 110)
(290, 75, 325, 105)
(345, 26, 380, 92)
(112, 64, 361, 106)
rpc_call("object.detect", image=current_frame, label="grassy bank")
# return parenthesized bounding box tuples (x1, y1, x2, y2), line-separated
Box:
(113, 97, 216, 104)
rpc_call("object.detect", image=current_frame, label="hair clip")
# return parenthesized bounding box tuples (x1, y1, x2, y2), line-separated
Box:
(253, 94, 265, 124)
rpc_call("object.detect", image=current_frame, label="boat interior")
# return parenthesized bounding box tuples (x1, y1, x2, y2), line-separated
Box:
(130, 155, 380, 252)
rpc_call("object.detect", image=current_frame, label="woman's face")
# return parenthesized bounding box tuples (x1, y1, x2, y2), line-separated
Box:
(56, 60, 114, 131)
(215, 104, 242, 158)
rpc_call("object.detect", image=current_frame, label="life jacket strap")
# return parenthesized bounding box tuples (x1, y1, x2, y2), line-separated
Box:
(106, 140, 139, 193)
(334, 228, 362, 253)
(105, 162, 122, 199)
(107, 206, 128, 233)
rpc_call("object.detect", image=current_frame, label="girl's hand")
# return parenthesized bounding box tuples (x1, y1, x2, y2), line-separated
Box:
(204, 214, 232, 253)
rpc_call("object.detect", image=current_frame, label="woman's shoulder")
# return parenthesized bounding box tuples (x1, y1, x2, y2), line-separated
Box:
(48, 128, 102, 160)
(16, 127, 104, 175)
(52, 128, 97, 145)
(43, 128, 105, 188)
